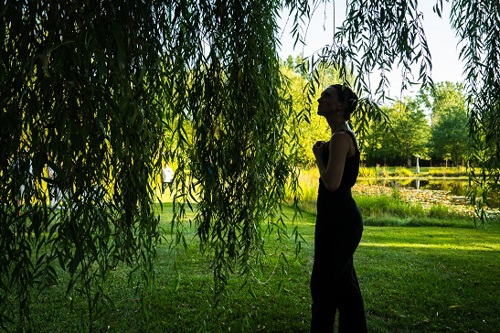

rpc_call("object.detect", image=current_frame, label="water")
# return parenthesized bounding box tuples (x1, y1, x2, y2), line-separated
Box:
(358, 178, 469, 196)
(358, 177, 500, 209)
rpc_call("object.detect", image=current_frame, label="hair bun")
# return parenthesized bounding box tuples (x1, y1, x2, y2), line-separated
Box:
(329, 84, 358, 120)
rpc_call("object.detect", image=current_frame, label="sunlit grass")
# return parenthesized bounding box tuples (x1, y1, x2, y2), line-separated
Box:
(359, 165, 469, 178)
(4, 167, 497, 332)
(8, 203, 499, 333)
(360, 242, 500, 251)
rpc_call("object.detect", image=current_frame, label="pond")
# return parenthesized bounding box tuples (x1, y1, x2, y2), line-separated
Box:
(358, 178, 469, 196)
(358, 177, 500, 208)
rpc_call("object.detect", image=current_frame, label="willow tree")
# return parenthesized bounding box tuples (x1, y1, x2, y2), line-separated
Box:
(1, 2, 169, 330)
(450, 1, 500, 219)
(1, 0, 308, 330)
(2, 0, 500, 331)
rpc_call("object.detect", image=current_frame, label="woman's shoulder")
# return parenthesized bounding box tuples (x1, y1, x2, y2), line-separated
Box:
(329, 131, 352, 149)
(331, 130, 352, 141)
(331, 130, 359, 154)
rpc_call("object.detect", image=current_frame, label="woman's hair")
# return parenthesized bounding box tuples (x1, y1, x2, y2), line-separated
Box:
(329, 84, 358, 120)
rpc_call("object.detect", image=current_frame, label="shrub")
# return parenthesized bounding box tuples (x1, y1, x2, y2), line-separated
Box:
(356, 194, 426, 219)
(428, 166, 467, 177)
(359, 166, 377, 178)
(393, 167, 415, 177)
(429, 204, 450, 219)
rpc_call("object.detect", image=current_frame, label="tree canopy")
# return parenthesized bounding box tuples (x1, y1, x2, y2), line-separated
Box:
(418, 82, 469, 166)
(2, 0, 500, 330)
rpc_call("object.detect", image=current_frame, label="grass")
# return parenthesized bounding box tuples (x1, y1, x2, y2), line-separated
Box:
(7, 202, 500, 333)
(359, 166, 469, 178)
(356, 194, 475, 228)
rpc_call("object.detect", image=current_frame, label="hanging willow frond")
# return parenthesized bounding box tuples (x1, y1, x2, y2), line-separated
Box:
(1, 0, 301, 329)
(160, 0, 301, 294)
(451, 0, 500, 223)
(1, 1, 172, 329)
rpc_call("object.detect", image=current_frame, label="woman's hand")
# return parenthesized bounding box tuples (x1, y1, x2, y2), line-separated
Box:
(313, 141, 327, 159)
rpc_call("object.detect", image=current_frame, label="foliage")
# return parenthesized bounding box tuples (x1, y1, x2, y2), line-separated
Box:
(281, 58, 341, 167)
(418, 82, 469, 166)
(303, 0, 433, 141)
(419, 82, 467, 124)
(449, 0, 500, 218)
(429, 105, 469, 166)
(3, 0, 500, 330)
(363, 98, 430, 166)
(187, 1, 295, 294)
(1, 1, 302, 331)
(175, 0, 301, 295)
(392, 98, 431, 166)
(1, 1, 166, 331)
(392, 167, 414, 177)
(291, 1, 499, 220)
(358, 166, 379, 178)
(427, 166, 467, 177)
(280, 66, 324, 166)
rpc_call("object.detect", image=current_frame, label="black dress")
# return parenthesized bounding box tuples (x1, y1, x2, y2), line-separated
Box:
(310, 130, 367, 333)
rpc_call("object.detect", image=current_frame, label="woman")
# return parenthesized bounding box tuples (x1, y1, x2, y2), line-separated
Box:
(310, 84, 367, 332)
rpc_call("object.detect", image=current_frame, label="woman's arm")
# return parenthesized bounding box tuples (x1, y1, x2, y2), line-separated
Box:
(313, 132, 351, 192)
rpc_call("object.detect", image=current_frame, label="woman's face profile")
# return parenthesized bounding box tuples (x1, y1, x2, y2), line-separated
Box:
(317, 86, 341, 116)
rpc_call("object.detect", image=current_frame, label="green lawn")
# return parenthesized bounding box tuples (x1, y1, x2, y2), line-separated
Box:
(10, 204, 500, 333)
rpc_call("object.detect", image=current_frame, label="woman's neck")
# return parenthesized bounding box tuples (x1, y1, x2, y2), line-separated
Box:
(328, 119, 347, 134)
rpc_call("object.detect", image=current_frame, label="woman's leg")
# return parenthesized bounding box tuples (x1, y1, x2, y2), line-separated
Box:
(310, 238, 355, 332)
(338, 262, 367, 333)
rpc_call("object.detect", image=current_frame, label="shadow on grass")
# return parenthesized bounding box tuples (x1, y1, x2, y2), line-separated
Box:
(5, 204, 500, 333)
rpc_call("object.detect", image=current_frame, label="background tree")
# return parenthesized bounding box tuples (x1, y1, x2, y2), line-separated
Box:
(395, 98, 431, 167)
(418, 82, 468, 166)
(281, 56, 346, 167)
(419, 82, 467, 125)
(429, 105, 469, 166)
(306, 0, 499, 218)
(362, 115, 386, 166)
(281, 66, 327, 167)
(362, 98, 430, 166)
